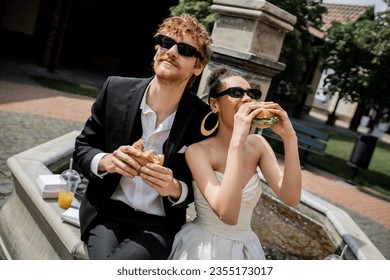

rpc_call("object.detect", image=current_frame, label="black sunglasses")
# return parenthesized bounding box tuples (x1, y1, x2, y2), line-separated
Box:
(156, 34, 202, 59)
(211, 87, 262, 100)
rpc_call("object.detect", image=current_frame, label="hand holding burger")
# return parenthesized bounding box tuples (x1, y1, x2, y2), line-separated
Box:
(252, 107, 279, 129)
(250, 102, 296, 140)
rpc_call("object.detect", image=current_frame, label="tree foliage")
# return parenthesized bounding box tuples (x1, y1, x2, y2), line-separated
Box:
(321, 8, 390, 126)
(265, 0, 327, 104)
(170, 0, 215, 32)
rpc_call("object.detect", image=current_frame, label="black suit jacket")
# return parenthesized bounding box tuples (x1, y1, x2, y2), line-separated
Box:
(74, 76, 211, 241)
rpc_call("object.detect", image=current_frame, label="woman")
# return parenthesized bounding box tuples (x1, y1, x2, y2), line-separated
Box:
(168, 65, 302, 260)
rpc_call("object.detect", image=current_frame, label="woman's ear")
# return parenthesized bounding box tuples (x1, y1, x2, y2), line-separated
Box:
(209, 98, 218, 112)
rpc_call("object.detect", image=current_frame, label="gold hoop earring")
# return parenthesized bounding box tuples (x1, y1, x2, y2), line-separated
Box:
(201, 111, 219, 136)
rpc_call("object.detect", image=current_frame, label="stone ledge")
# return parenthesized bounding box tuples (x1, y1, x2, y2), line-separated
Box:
(301, 190, 386, 260)
(1, 130, 385, 260)
(0, 131, 87, 260)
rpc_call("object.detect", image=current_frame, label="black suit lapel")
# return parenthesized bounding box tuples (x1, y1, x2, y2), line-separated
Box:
(163, 91, 196, 166)
(124, 78, 153, 144)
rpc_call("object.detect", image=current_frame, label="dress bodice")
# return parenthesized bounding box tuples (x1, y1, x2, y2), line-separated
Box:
(168, 171, 265, 259)
(192, 171, 263, 241)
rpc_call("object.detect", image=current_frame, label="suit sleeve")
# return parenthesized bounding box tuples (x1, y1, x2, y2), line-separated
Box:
(73, 77, 111, 179)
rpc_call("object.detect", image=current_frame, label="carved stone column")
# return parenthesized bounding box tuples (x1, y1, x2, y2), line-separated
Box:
(197, 0, 296, 100)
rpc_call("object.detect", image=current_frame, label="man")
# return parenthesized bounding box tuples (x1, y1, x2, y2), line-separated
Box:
(73, 14, 213, 259)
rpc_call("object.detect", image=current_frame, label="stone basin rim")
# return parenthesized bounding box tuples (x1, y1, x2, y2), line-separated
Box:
(1, 131, 385, 260)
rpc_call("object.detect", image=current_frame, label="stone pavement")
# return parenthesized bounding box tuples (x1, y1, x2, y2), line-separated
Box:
(0, 54, 389, 259)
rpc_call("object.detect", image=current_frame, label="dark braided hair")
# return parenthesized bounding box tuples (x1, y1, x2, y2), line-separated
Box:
(207, 65, 237, 100)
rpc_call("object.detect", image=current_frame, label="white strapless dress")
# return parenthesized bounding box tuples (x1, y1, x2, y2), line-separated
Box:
(168, 171, 266, 260)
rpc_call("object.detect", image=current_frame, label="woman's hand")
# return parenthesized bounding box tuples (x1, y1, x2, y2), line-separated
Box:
(262, 102, 296, 140)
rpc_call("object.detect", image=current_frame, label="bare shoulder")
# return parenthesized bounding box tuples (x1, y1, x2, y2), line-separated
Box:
(248, 133, 268, 148)
(247, 133, 272, 158)
(186, 138, 212, 156)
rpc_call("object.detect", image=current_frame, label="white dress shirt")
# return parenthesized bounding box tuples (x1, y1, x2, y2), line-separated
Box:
(89, 87, 188, 216)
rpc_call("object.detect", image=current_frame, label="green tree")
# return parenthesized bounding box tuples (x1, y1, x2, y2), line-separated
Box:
(321, 9, 390, 130)
(170, 0, 215, 32)
(266, 0, 327, 118)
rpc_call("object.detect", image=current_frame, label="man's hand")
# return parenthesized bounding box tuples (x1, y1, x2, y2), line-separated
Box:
(98, 145, 142, 178)
(139, 163, 182, 199)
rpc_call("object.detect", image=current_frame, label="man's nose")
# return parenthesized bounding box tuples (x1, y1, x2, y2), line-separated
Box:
(166, 44, 179, 57)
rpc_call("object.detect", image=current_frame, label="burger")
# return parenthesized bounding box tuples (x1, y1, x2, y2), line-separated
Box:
(131, 138, 164, 166)
(252, 108, 278, 129)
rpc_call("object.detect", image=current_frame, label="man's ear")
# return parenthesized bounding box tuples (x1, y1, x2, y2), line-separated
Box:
(193, 62, 205, 77)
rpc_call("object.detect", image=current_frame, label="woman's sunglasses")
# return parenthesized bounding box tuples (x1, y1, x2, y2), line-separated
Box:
(156, 34, 202, 59)
(211, 87, 262, 100)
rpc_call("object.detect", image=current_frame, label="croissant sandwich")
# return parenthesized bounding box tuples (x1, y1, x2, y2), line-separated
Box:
(131, 138, 164, 165)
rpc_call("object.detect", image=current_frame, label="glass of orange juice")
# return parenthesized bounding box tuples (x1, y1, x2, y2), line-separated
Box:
(58, 168, 80, 209)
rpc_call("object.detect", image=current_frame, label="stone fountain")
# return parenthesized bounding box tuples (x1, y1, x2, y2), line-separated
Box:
(0, 131, 384, 259)
(0, 1, 385, 260)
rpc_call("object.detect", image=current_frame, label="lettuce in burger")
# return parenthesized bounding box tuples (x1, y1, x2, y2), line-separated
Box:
(252, 108, 278, 129)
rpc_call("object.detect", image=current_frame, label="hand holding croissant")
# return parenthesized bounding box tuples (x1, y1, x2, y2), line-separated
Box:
(131, 138, 164, 166)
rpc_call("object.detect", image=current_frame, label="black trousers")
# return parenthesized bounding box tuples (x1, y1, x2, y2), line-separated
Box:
(86, 199, 174, 260)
